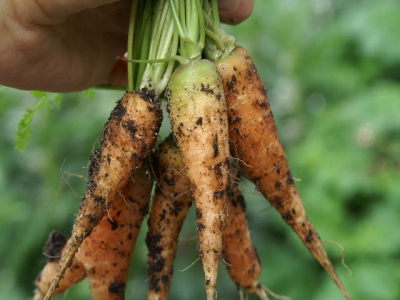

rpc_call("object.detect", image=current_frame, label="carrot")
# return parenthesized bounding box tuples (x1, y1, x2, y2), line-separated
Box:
(33, 231, 86, 299)
(34, 162, 154, 300)
(214, 45, 351, 300)
(223, 166, 266, 299)
(223, 163, 290, 300)
(75, 162, 154, 300)
(44, 89, 162, 300)
(146, 134, 193, 300)
(168, 59, 230, 300)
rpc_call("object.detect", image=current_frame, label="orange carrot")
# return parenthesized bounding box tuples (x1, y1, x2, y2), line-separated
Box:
(223, 163, 290, 300)
(33, 231, 86, 299)
(223, 168, 267, 299)
(146, 134, 193, 300)
(168, 59, 230, 300)
(44, 89, 162, 300)
(75, 162, 154, 300)
(215, 46, 351, 300)
(35, 163, 154, 300)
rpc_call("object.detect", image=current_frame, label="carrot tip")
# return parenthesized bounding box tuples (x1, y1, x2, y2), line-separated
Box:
(32, 289, 44, 300)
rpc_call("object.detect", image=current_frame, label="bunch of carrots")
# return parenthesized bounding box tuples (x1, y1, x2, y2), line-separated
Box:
(33, 1, 352, 299)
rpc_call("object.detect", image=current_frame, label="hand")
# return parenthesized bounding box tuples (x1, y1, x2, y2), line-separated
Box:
(218, 0, 255, 25)
(0, 0, 255, 92)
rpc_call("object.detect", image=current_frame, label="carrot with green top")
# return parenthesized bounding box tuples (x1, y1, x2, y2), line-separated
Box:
(168, 58, 230, 300)
(167, 1, 230, 299)
(214, 46, 351, 300)
(201, 1, 351, 298)
(44, 90, 162, 300)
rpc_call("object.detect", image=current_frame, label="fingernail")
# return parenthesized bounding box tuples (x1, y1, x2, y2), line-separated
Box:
(218, 0, 237, 10)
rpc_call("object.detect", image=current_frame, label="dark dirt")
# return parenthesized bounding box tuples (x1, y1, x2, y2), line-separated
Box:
(43, 230, 67, 262)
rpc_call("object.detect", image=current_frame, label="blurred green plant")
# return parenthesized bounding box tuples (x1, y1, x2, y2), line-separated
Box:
(14, 91, 63, 152)
(14, 89, 95, 152)
(1, 0, 399, 299)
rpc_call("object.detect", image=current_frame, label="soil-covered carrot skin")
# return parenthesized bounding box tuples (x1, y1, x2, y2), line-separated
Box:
(44, 89, 163, 300)
(168, 60, 230, 300)
(35, 164, 154, 300)
(75, 164, 154, 300)
(223, 167, 268, 299)
(146, 134, 193, 300)
(34, 231, 86, 298)
(215, 46, 352, 300)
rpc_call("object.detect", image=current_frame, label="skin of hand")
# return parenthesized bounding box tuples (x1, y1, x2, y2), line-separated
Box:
(0, 0, 254, 92)
(218, 0, 254, 25)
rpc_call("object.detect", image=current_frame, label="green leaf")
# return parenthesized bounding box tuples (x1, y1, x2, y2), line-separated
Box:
(14, 91, 62, 151)
(82, 88, 96, 101)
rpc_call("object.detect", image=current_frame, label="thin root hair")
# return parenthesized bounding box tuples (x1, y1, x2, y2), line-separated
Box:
(262, 284, 291, 300)
(258, 205, 273, 214)
(229, 155, 253, 169)
(178, 256, 200, 272)
(239, 288, 248, 300)
(323, 240, 353, 276)
(178, 235, 198, 243)
(57, 157, 85, 199)
(221, 258, 232, 267)
(42, 252, 62, 260)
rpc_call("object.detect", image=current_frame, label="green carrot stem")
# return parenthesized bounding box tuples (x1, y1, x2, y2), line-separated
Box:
(169, 0, 186, 41)
(127, 0, 139, 91)
(196, 0, 206, 50)
(156, 32, 180, 96)
(210, 0, 220, 28)
(134, 1, 154, 90)
(137, 0, 180, 95)
(202, 0, 235, 61)
(169, 0, 204, 61)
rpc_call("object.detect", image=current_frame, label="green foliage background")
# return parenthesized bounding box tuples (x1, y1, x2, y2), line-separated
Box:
(1, 1, 399, 299)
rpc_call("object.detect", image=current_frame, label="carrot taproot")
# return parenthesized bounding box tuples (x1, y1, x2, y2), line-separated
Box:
(223, 167, 267, 299)
(33, 231, 86, 300)
(223, 163, 291, 300)
(34, 162, 154, 300)
(75, 162, 154, 300)
(214, 45, 351, 300)
(168, 59, 230, 300)
(44, 89, 162, 300)
(146, 134, 193, 300)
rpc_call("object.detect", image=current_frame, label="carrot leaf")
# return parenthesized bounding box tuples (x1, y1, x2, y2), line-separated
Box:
(15, 92, 62, 152)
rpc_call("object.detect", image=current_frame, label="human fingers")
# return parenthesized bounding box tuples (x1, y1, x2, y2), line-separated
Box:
(218, 0, 255, 24)
(15, 0, 122, 25)
(102, 58, 128, 87)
